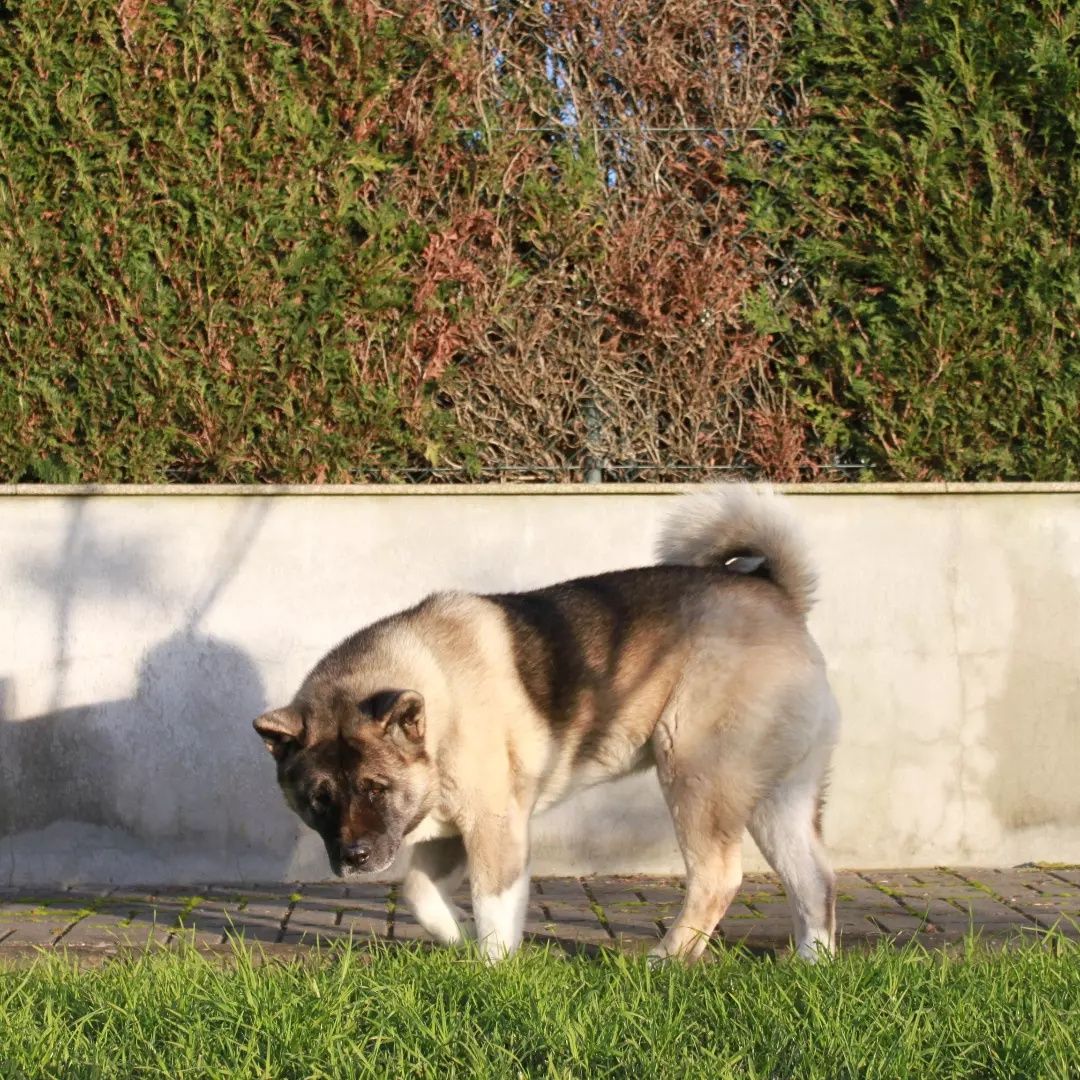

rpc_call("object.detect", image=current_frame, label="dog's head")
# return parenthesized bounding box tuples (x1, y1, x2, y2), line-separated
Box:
(254, 687, 436, 876)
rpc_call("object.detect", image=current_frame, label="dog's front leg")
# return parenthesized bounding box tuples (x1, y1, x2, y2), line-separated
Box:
(464, 814, 530, 961)
(402, 837, 474, 945)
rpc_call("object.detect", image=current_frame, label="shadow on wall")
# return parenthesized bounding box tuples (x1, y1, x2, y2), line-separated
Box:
(0, 499, 304, 885)
(0, 633, 301, 884)
(983, 535, 1080, 832)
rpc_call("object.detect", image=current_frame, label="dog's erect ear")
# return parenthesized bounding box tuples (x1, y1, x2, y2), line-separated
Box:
(369, 689, 425, 749)
(253, 707, 305, 760)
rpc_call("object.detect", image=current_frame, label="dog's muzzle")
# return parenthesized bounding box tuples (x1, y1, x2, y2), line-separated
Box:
(331, 838, 396, 877)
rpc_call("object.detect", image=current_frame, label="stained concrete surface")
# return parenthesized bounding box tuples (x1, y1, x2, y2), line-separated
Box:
(1, 486, 1079, 884)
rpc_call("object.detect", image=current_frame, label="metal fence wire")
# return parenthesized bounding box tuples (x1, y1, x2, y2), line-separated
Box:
(365, 2, 867, 484)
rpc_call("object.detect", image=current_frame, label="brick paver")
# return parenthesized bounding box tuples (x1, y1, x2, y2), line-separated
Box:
(0, 867, 1075, 962)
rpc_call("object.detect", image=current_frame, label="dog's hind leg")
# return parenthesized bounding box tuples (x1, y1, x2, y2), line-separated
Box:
(402, 837, 474, 945)
(651, 827, 744, 964)
(650, 724, 752, 963)
(748, 747, 836, 961)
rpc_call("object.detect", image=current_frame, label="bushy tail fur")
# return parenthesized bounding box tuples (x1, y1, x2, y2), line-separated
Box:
(656, 484, 817, 618)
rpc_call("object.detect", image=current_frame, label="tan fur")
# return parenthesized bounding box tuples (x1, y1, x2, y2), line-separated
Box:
(254, 483, 840, 961)
(657, 484, 817, 617)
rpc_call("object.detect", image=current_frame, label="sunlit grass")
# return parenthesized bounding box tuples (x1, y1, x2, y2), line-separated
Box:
(0, 935, 1077, 1078)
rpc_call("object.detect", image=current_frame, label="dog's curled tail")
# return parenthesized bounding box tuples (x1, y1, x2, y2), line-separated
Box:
(656, 485, 817, 618)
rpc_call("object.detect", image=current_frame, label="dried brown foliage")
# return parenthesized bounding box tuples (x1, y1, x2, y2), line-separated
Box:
(362, 1, 813, 480)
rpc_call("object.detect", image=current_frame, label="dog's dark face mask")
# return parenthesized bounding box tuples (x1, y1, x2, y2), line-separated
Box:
(253, 689, 435, 877)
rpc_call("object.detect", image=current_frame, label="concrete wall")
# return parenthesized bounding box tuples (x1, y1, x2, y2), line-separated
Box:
(0, 484, 1077, 885)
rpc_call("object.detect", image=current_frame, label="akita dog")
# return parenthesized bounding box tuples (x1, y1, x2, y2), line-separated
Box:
(254, 486, 839, 962)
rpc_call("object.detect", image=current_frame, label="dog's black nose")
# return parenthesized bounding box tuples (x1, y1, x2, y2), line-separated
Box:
(342, 841, 373, 869)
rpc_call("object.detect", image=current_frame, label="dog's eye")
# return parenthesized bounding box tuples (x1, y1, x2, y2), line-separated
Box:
(363, 781, 388, 800)
(309, 790, 334, 814)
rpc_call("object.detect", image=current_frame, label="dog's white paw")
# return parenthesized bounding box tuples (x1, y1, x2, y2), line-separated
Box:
(794, 939, 835, 963)
(647, 939, 683, 966)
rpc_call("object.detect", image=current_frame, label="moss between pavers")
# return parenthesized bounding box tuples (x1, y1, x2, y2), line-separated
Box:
(608, 900, 679, 913)
(0, 907, 96, 922)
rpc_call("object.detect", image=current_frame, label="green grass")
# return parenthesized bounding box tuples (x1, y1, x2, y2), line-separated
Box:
(0, 938, 1077, 1078)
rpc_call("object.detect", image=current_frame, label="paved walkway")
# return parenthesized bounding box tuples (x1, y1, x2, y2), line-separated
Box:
(0, 867, 1077, 962)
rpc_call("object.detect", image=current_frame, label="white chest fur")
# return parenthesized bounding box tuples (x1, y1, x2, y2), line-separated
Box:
(405, 813, 461, 844)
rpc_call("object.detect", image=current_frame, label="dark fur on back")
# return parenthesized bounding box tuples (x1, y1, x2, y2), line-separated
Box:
(488, 564, 759, 765)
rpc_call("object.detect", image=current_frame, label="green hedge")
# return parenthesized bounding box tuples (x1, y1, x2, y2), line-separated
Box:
(1, 0, 1077, 482)
(743, 0, 1080, 480)
(0, 1, 476, 481)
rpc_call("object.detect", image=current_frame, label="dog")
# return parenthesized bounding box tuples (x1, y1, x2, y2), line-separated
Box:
(254, 485, 839, 962)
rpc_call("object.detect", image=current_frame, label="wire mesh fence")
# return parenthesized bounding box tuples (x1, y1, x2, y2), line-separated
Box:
(370, 1, 855, 484)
